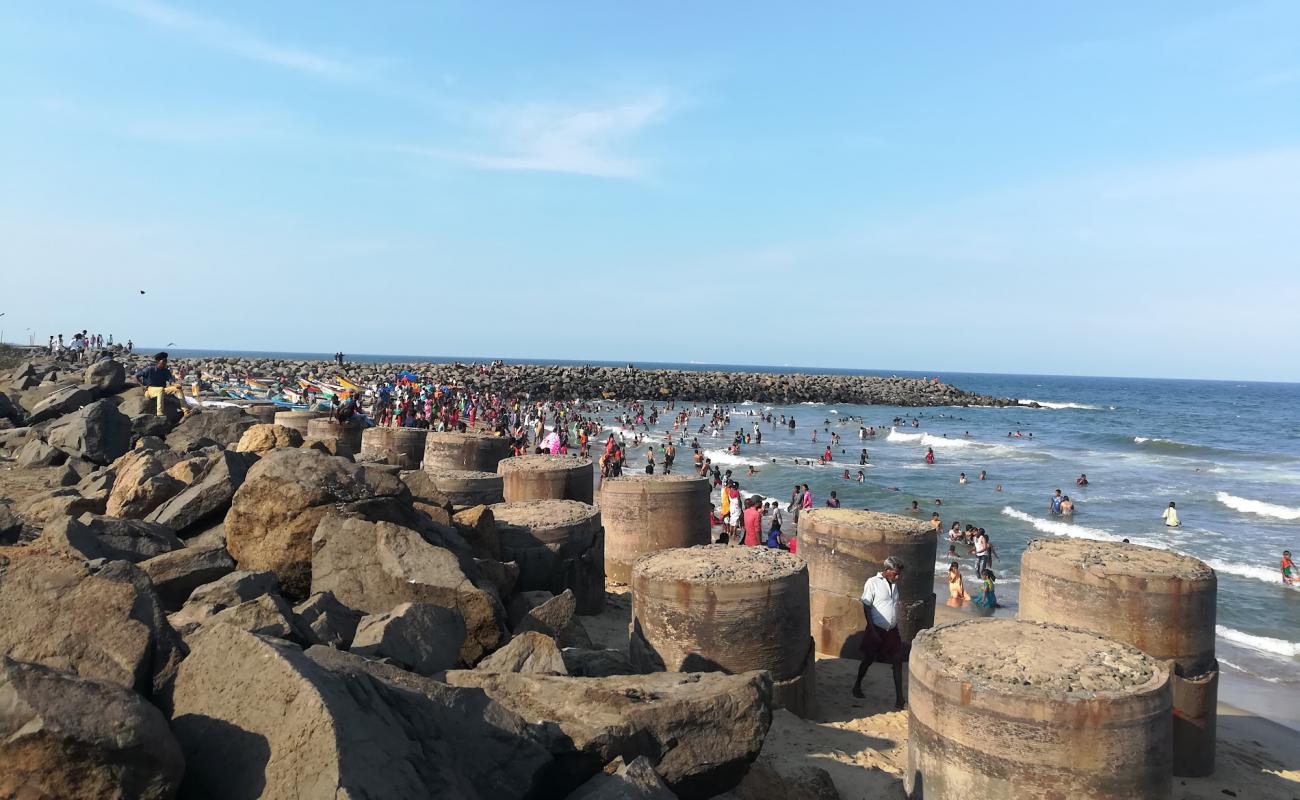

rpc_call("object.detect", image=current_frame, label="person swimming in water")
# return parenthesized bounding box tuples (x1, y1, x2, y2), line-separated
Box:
(924, 447, 935, 465)
(1281, 550, 1294, 586)
(1162, 501, 1181, 528)
(1076, 473, 1089, 487)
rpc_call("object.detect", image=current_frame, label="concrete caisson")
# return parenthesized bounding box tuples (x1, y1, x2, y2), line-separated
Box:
(799, 509, 938, 657)
(243, 404, 279, 425)
(305, 418, 363, 458)
(272, 410, 326, 437)
(490, 500, 604, 614)
(599, 474, 712, 584)
(422, 431, 512, 473)
(906, 618, 1172, 800)
(360, 426, 427, 469)
(1018, 538, 1218, 777)
(422, 470, 504, 506)
(629, 545, 816, 717)
(497, 454, 594, 504)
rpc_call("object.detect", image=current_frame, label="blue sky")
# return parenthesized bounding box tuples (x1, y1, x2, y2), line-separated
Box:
(2, 2, 1298, 380)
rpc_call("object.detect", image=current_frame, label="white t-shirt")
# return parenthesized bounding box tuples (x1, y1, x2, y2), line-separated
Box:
(860, 573, 899, 630)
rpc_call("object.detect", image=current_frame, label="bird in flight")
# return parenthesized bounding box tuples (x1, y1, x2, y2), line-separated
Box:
(139, 290, 146, 295)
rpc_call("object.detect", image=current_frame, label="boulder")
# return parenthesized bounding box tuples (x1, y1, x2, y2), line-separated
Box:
(352, 602, 466, 674)
(0, 552, 183, 702)
(0, 502, 22, 545)
(14, 488, 105, 529)
(172, 624, 553, 799)
(105, 449, 184, 519)
(293, 591, 363, 648)
(400, 469, 453, 507)
(453, 504, 500, 560)
(75, 466, 116, 504)
(25, 383, 94, 424)
(139, 544, 235, 609)
(513, 589, 594, 648)
(0, 657, 184, 800)
(0, 390, 19, 423)
(561, 648, 637, 678)
(130, 414, 173, 440)
(67, 514, 184, 563)
(311, 515, 506, 664)
(233, 422, 304, 453)
(445, 670, 774, 799)
(224, 447, 409, 595)
(16, 438, 66, 468)
(477, 631, 567, 675)
(34, 516, 107, 560)
(83, 358, 127, 397)
(475, 557, 520, 600)
(207, 593, 318, 645)
(145, 449, 253, 534)
(185, 520, 226, 548)
(714, 762, 841, 800)
(164, 406, 257, 451)
(168, 570, 280, 630)
(567, 756, 678, 800)
(45, 399, 132, 465)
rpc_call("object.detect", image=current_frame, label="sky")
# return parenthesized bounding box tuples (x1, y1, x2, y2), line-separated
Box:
(2, 2, 1299, 381)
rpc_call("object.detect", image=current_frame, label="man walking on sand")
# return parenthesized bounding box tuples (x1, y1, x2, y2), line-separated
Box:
(852, 556, 907, 710)
(135, 352, 190, 417)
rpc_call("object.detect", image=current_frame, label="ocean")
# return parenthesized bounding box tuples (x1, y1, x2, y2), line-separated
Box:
(160, 350, 1300, 725)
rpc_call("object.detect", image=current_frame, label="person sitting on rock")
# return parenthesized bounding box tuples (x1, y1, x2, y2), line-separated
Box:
(135, 352, 190, 417)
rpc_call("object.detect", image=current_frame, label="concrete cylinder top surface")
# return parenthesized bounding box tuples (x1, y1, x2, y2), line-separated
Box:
(305, 418, 363, 457)
(799, 509, 938, 656)
(600, 473, 713, 584)
(422, 469, 504, 507)
(1018, 538, 1218, 777)
(630, 544, 815, 716)
(1018, 538, 1217, 672)
(907, 618, 1172, 800)
(490, 499, 604, 615)
(422, 431, 512, 473)
(497, 454, 594, 504)
(273, 410, 326, 436)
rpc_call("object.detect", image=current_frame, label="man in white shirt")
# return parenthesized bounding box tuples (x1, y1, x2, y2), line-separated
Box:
(852, 556, 906, 710)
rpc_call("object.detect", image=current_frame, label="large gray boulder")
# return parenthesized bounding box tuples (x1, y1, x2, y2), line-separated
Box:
(293, 591, 363, 648)
(445, 670, 774, 799)
(0, 657, 184, 800)
(105, 448, 184, 519)
(172, 624, 553, 799)
(25, 383, 94, 424)
(0, 502, 22, 544)
(46, 399, 132, 465)
(167, 570, 280, 631)
(351, 602, 466, 674)
(15, 438, 66, 468)
(145, 449, 254, 534)
(165, 406, 257, 451)
(140, 544, 236, 610)
(0, 553, 183, 703)
(477, 631, 567, 675)
(207, 593, 318, 645)
(561, 647, 637, 678)
(76, 514, 184, 562)
(83, 358, 126, 397)
(311, 515, 506, 664)
(224, 447, 410, 595)
(567, 756, 678, 800)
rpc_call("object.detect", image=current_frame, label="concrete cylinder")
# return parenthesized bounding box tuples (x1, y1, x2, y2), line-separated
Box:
(423, 431, 511, 473)
(799, 509, 938, 657)
(244, 404, 279, 425)
(599, 474, 713, 584)
(906, 618, 1172, 799)
(1018, 538, 1218, 777)
(422, 470, 504, 506)
(630, 545, 815, 717)
(360, 427, 427, 469)
(490, 500, 604, 615)
(273, 410, 326, 437)
(497, 454, 594, 504)
(305, 418, 363, 458)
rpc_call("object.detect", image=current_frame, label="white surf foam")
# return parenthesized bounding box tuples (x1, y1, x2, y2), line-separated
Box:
(886, 429, 973, 449)
(1215, 492, 1300, 521)
(1000, 507, 1124, 543)
(702, 448, 765, 468)
(1216, 625, 1300, 659)
(1203, 558, 1297, 587)
(1017, 399, 1101, 410)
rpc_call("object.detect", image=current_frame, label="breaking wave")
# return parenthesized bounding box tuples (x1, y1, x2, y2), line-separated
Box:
(1216, 626, 1300, 659)
(1215, 492, 1300, 521)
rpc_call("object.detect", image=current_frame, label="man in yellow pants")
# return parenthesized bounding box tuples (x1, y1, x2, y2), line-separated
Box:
(135, 352, 189, 417)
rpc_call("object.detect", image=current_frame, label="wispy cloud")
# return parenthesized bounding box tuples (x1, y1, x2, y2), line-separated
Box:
(103, 0, 357, 81)
(404, 95, 669, 179)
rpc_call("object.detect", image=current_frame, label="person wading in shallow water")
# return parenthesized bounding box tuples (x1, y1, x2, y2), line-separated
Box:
(852, 556, 907, 710)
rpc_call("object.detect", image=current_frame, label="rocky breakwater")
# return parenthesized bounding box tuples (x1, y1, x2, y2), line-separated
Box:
(166, 354, 1018, 406)
(0, 350, 792, 799)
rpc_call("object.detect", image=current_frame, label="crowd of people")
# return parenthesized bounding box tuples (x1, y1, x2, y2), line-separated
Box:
(43, 331, 133, 362)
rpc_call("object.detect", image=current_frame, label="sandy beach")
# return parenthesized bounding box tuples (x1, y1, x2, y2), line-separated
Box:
(586, 583, 1300, 800)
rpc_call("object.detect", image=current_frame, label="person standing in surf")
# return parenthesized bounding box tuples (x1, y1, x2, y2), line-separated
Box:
(1281, 550, 1294, 586)
(1162, 501, 1181, 527)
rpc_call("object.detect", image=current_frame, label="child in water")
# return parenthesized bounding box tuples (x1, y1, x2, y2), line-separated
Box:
(971, 569, 997, 615)
(1282, 550, 1295, 586)
(946, 562, 968, 608)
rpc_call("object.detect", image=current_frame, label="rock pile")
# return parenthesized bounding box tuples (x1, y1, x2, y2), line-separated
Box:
(0, 351, 788, 798)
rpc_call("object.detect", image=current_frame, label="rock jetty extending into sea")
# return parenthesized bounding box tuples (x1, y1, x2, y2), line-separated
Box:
(166, 356, 1019, 407)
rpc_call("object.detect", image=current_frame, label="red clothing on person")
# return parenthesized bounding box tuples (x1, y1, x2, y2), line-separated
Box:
(743, 507, 762, 546)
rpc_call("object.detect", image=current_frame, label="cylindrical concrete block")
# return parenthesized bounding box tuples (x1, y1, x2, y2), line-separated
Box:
(490, 500, 604, 615)
(423, 431, 512, 473)
(600, 474, 712, 584)
(305, 418, 363, 458)
(630, 545, 815, 717)
(799, 509, 938, 657)
(273, 410, 326, 437)
(906, 618, 1172, 799)
(361, 426, 427, 469)
(1018, 538, 1218, 777)
(423, 470, 504, 506)
(244, 404, 279, 425)
(497, 454, 594, 504)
